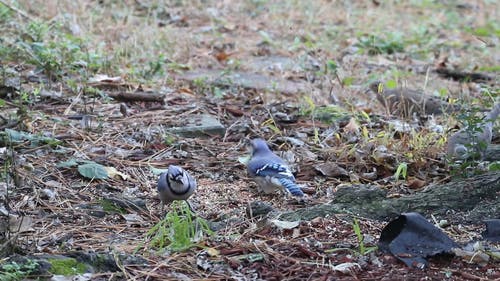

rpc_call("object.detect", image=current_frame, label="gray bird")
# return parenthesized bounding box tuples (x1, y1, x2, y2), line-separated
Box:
(446, 102, 500, 160)
(369, 81, 460, 117)
(157, 165, 197, 211)
(247, 138, 304, 197)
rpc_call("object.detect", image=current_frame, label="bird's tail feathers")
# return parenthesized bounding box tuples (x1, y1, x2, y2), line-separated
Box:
(278, 178, 304, 197)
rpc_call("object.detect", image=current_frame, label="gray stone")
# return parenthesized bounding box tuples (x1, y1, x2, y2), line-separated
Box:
(246, 200, 275, 218)
(168, 114, 225, 138)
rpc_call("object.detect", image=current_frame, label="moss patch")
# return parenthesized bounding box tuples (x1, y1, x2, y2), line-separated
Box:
(98, 199, 127, 214)
(48, 258, 86, 276)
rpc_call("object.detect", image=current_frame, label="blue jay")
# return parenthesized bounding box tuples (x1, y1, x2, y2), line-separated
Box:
(157, 165, 197, 211)
(247, 138, 304, 197)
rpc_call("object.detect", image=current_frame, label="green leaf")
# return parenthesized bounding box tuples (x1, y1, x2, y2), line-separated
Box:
(473, 27, 490, 37)
(0, 99, 5, 107)
(3, 128, 60, 147)
(342, 77, 354, 86)
(77, 163, 108, 179)
(437, 88, 448, 98)
(327, 60, 338, 73)
(386, 80, 397, 89)
(4, 128, 31, 142)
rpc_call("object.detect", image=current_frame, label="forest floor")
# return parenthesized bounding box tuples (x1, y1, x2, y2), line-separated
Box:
(0, 0, 499, 280)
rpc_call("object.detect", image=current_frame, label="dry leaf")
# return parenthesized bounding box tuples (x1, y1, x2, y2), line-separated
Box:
(407, 177, 426, 189)
(206, 247, 220, 257)
(343, 117, 360, 134)
(269, 219, 300, 229)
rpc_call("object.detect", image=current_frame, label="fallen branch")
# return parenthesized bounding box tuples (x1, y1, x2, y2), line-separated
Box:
(435, 68, 493, 82)
(106, 91, 165, 104)
(280, 171, 500, 221)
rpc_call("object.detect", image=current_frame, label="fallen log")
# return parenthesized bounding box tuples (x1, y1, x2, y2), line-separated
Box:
(280, 171, 500, 222)
(106, 91, 165, 104)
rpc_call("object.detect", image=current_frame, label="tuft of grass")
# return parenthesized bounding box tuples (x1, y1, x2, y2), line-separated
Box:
(143, 201, 214, 253)
(300, 96, 347, 124)
(465, 21, 500, 37)
(326, 218, 377, 256)
(351, 218, 378, 256)
(356, 33, 405, 55)
(261, 117, 282, 135)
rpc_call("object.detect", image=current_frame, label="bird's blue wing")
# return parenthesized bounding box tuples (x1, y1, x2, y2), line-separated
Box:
(254, 163, 295, 180)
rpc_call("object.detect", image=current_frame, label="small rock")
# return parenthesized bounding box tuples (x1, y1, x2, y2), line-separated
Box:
(167, 114, 225, 138)
(246, 201, 275, 218)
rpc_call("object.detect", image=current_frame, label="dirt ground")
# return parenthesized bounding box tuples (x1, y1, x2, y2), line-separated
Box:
(0, 0, 499, 280)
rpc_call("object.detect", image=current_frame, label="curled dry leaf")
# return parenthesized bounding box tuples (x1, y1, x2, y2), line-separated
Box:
(332, 262, 361, 274)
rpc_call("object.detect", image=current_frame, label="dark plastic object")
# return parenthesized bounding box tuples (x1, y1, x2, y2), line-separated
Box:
(482, 219, 500, 242)
(378, 212, 458, 268)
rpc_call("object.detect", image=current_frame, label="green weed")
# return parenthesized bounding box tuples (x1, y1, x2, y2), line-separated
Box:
(261, 117, 282, 135)
(394, 162, 408, 181)
(326, 218, 377, 256)
(144, 201, 214, 252)
(356, 33, 405, 55)
(352, 218, 378, 256)
(299, 96, 346, 124)
(136, 54, 166, 80)
(0, 260, 39, 281)
(448, 106, 496, 176)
